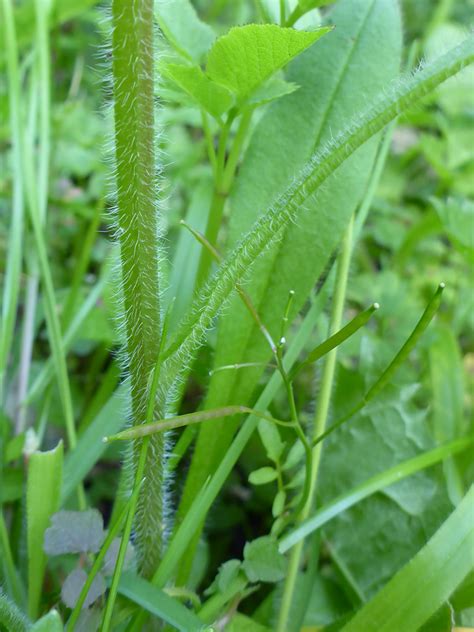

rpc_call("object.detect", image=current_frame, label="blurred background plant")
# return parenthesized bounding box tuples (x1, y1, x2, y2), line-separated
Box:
(0, 0, 473, 630)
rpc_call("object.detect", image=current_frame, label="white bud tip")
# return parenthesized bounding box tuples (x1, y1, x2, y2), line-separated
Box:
(102, 437, 108, 443)
(439, 282, 446, 289)
(289, 290, 295, 296)
(373, 302, 380, 310)
(280, 336, 286, 345)
(179, 219, 185, 225)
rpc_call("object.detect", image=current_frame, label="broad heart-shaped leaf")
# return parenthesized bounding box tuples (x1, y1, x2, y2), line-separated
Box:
(341, 486, 474, 632)
(318, 369, 453, 599)
(176, 0, 402, 570)
(43, 509, 105, 556)
(161, 63, 234, 119)
(206, 24, 330, 101)
(243, 536, 287, 583)
(155, 0, 215, 62)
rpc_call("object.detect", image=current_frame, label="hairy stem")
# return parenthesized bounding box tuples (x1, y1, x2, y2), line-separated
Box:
(111, 0, 164, 577)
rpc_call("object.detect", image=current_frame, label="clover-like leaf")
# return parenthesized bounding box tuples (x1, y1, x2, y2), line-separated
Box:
(44, 509, 105, 555)
(242, 536, 287, 583)
(61, 568, 106, 609)
(206, 24, 331, 100)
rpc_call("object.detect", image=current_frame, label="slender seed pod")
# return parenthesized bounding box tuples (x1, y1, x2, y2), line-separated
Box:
(111, 0, 166, 577)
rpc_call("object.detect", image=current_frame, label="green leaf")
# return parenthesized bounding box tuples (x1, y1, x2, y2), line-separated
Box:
(117, 572, 206, 632)
(249, 467, 278, 485)
(226, 613, 272, 631)
(206, 559, 242, 596)
(272, 490, 286, 518)
(247, 77, 299, 107)
(44, 510, 105, 556)
(162, 63, 234, 119)
(242, 536, 287, 583)
(206, 24, 330, 101)
(341, 487, 474, 632)
(279, 437, 472, 553)
(258, 418, 285, 462)
(27, 441, 63, 619)
(155, 0, 215, 62)
(432, 196, 474, 253)
(282, 440, 305, 471)
(31, 609, 63, 632)
(62, 389, 125, 503)
(430, 324, 466, 504)
(317, 377, 453, 598)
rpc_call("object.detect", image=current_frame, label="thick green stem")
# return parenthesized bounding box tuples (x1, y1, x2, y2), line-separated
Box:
(277, 215, 354, 632)
(111, 0, 164, 578)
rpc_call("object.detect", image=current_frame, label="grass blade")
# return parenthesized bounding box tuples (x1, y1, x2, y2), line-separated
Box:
(117, 573, 206, 632)
(341, 485, 474, 632)
(27, 441, 63, 619)
(0, 0, 25, 403)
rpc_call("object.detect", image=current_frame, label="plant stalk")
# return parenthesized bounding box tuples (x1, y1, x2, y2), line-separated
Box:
(111, 0, 165, 578)
(277, 214, 354, 632)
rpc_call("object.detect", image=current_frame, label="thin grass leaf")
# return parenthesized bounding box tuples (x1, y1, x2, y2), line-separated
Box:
(61, 387, 124, 503)
(0, 513, 25, 607)
(27, 441, 63, 619)
(5, 4, 79, 465)
(279, 436, 473, 552)
(117, 573, 207, 632)
(341, 485, 474, 632)
(0, 0, 25, 403)
(24, 274, 109, 406)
